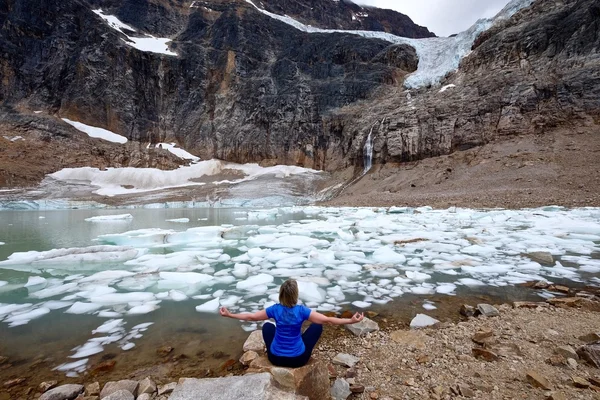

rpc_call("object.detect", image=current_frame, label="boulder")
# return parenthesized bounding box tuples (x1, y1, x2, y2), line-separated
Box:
(85, 382, 100, 396)
(330, 379, 351, 400)
(157, 382, 177, 396)
(525, 252, 554, 265)
(100, 380, 138, 399)
(572, 376, 590, 388)
(459, 305, 475, 317)
(472, 348, 499, 362)
(248, 356, 329, 399)
(169, 374, 307, 400)
(471, 329, 494, 345)
(137, 395, 152, 400)
(138, 377, 156, 395)
(579, 333, 600, 343)
(547, 297, 582, 307)
(39, 384, 84, 400)
(409, 314, 439, 329)
(526, 371, 552, 390)
(476, 304, 499, 317)
(345, 318, 379, 336)
(240, 350, 259, 366)
(102, 390, 134, 400)
(577, 342, 600, 368)
(555, 345, 578, 360)
(243, 331, 266, 353)
(332, 353, 360, 368)
(38, 381, 58, 393)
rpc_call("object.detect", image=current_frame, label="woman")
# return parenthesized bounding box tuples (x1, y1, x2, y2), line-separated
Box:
(219, 279, 364, 368)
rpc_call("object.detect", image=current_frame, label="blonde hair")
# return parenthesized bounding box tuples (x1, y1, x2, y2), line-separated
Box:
(279, 279, 299, 307)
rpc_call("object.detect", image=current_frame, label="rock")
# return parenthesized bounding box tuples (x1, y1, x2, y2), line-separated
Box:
(137, 395, 152, 400)
(526, 252, 554, 265)
(471, 329, 494, 345)
(409, 314, 440, 329)
(243, 331, 266, 353)
(3, 378, 25, 388)
(589, 376, 600, 387)
(0, 356, 8, 365)
(572, 376, 590, 388)
(39, 384, 84, 400)
(476, 304, 499, 317)
(472, 348, 499, 362)
(327, 364, 337, 378)
(567, 358, 578, 369)
(345, 318, 379, 336)
(332, 353, 360, 368)
(240, 350, 259, 366)
(350, 384, 364, 393)
(39, 381, 59, 393)
(390, 330, 426, 349)
(330, 379, 351, 400)
(513, 301, 547, 309)
(100, 380, 138, 399)
(404, 378, 415, 386)
(156, 346, 174, 357)
(525, 371, 552, 390)
(579, 333, 600, 343)
(344, 368, 356, 378)
(551, 285, 570, 293)
(546, 355, 566, 366)
(85, 382, 100, 396)
(555, 345, 578, 360)
(458, 384, 474, 398)
(169, 374, 306, 400)
(577, 342, 600, 368)
(157, 382, 177, 396)
(548, 392, 567, 400)
(102, 390, 134, 400)
(460, 305, 475, 317)
(90, 360, 116, 374)
(369, 392, 379, 399)
(138, 377, 156, 396)
(532, 281, 550, 289)
(547, 297, 582, 307)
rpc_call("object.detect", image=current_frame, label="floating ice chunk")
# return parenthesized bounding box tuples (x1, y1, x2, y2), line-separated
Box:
(30, 283, 78, 299)
(236, 274, 274, 290)
(458, 278, 485, 286)
(166, 218, 190, 223)
(435, 283, 457, 294)
(351, 301, 371, 309)
(410, 285, 435, 295)
(220, 296, 242, 307)
(371, 247, 406, 264)
(93, 319, 124, 334)
(98, 311, 122, 318)
(423, 303, 437, 310)
(66, 302, 103, 314)
(54, 358, 88, 372)
(0, 281, 6, 287)
(128, 303, 160, 315)
(24, 276, 47, 288)
(195, 297, 220, 313)
(5, 307, 51, 325)
(80, 270, 136, 283)
(85, 214, 133, 222)
(121, 342, 136, 351)
(70, 342, 104, 358)
(0, 242, 4, 246)
(410, 314, 440, 328)
(249, 235, 329, 249)
(241, 324, 258, 332)
(132, 322, 154, 330)
(159, 272, 214, 285)
(1, 246, 140, 266)
(406, 271, 432, 282)
(232, 263, 251, 278)
(91, 292, 155, 305)
(44, 301, 73, 310)
(297, 280, 325, 303)
(169, 290, 188, 302)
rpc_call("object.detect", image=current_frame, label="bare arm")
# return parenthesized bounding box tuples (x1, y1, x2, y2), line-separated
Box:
(219, 307, 268, 322)
(308, 311, 364, 325)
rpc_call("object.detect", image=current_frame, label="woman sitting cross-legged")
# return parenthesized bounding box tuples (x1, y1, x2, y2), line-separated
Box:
(219, 279, 364, 368)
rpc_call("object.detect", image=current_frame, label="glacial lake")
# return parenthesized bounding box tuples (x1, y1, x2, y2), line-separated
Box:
(0, 206, 599, 381)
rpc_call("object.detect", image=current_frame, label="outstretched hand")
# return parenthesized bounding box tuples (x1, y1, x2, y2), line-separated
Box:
(219, 307, 231, 318)
(350, 312, 364, 324)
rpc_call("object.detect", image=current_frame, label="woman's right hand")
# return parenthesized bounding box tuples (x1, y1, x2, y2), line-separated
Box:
(219, 307, 231, 318)
(350, 312, 364, 324)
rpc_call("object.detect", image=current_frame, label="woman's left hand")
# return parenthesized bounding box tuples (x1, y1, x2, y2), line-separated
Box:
(219, 307, 231, 317)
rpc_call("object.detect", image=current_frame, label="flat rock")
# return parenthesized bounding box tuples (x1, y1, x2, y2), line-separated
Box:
(577, 342, 600, 368)
(526, 371, 552, 390)
(458, 384, 474, 398)
(572, 376, 590, 388)
(330, 379, 351, 400)
(476, 304, 499, 317)
(472, 348, 499, 362)
(157, 382, 177, 396)
(240, 350, 259, 366)
(555, 345, 578, 360)
(390, 330, 426, 349)
(243, 330, 266, 353)
(100, 381, 138, 399)
(345, 318, 379, 336)
(38, 381, 58, 393)
(332, 353, 360, 368)
(526, 251, 554, 265)
(85, 382, 100, 396)
(138, 377, 156, 395)
(102, 390, 134, 400)
(169, 374, 307, 400)
(137, 395, 152, 400)
(579, 332, 600, 343)
(409, 314, 440, 329)
(547, 297, 582, 307)
(548, 392, 567, 400)
(513, 301, 547, 309)
(472, 329, 494, 345)
(40, 384, 84, 400)
(3, 378, 25, 388)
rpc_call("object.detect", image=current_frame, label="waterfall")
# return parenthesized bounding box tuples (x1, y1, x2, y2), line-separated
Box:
(363, 126, 375, 174)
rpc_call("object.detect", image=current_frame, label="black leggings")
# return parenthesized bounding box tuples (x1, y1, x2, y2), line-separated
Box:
(262, 322, 323, 368)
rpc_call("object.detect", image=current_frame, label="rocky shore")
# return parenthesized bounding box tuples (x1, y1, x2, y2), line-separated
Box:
(2, 283, 600, 400)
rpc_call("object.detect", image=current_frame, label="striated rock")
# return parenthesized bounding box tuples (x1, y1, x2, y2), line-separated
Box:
(137, 395, 152, 400)
(471, 329, 494, 345)
(85, 382, 100, 397)
(525, 252, 554, 265)
(472, 348, 499, 362)
(330, 379, 351, 400)
(579, 333, 600, 343)
(458, 384, 474, 398)
(525, 371, 552, 390)
(345, 318, 379, 336)
(555, 345, 578, 360)
(572, 376, 590, 388)
(39, 381, 58, 393)
(476, 304, 499, 317)
(3, 378, 25, 388)
(332, 354, 360, 368)
(460, 305, 475, 317)
(589, 377, 600, 387)
(138, 377, 156, 396)
(248, 357, 329, 399)
(547, 297, 581, 307)
(100, 380, 138, 399)
(102, 390, 134, 400)
(577, 342, 600, 368)
(548, 392, 567, 400)
(169, 374, 306, 400)
(410, 314, 440, 329)
(39, 384, 84, 400)
(157, 382, 177, 396)
(243, 331, 266, 353)
(513, 301, 547, 309)
(240, 350, 259, 366)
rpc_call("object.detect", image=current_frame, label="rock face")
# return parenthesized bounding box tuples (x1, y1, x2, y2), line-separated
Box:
(169, 374, 307, 400)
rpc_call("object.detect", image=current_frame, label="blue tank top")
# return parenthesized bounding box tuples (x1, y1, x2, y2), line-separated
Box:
(266, 304, 312, 357)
